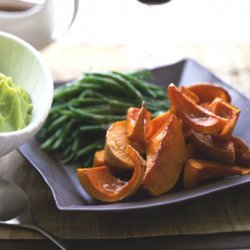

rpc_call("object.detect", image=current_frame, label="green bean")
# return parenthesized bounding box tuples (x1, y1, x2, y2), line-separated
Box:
(54, 85, 80, 100)
(113, 71, 156, 98)
(72, 134, 80, 152)
(83, 155, 94, 167)
(58, 121, 74, 143)
(79, 89, 104, 99)
(68, 107, 126, 122)
(109, 72, 143, 101)
(107, 99, 132, 109)
(62, 152, 76, 164)
(76, 139, 104, 158)
(71, 97, 105, 106)
(40, 135, 56, 150)
(89, 72, 142, 101)
(79, 124, 110, 132)
(82, 75, 126, 93)
(41, 129, 62, 150)
(48, 115, 68, 132)
(50, 103, 69, 113)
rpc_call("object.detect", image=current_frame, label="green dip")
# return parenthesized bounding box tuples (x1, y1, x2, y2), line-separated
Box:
(0, 73, 33, 132)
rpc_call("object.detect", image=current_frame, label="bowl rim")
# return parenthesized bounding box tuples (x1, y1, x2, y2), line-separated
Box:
(0, 31, 53, 137)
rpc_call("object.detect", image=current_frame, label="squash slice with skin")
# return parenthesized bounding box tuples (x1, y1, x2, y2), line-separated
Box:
(184, 159, 250, 189)
(146, 111, 172, 141)
(168, 84, 227, 134)
(187, 83, 231, 104)
(126, 103, 151, 153)
(77, 145, 146, 202)
(191, 130, 235, 164)
(143, 113, 186, 196)
(209, 97, 240, 140)
(93, 150, 105, 167)
(127, 102, 151, 144)
(231, 136, 250, 167)
(104, 121, 133, 169)
(180, 86, 200, 103)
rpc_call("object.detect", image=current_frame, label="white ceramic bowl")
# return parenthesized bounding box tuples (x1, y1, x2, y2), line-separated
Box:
(0, 32, 53, 157)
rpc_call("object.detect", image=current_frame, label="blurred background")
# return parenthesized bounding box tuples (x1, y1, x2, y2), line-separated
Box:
(1, 0, 250, 94)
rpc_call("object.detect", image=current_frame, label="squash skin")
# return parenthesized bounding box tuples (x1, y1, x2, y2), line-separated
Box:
(143, 113, 186, 196)
(180, 86, 200, 103)
(208, 97, 240, 140)
(77, 145, 146, 202)
(146, 111, 172, 141)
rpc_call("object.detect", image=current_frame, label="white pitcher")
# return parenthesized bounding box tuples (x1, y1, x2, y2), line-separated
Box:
(0, 0, 78, 50)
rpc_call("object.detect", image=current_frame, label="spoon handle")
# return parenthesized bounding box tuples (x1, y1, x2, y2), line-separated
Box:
(32, 224, 69, 250)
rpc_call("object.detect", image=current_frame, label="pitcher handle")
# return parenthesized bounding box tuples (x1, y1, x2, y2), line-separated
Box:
(66, 0, 79, 33)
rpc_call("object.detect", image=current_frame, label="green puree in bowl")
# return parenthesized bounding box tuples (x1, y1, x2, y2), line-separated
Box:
(0, 73, 33, 132)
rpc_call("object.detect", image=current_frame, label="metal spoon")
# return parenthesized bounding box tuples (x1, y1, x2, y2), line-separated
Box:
(0, 178, 69, 250)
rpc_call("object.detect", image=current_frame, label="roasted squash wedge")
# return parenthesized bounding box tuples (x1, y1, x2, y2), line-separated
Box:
(168, 84, 227, 134)
(146, 111, 172, 141)
(183, 159, 250, 188)
(191, 130, 235, 164)
(180, 86, 200, 103)
(93, 150, 105, 167)
(104, 121, 134, 169)
(126, 103, 151, 154)
(209, 97, 240, 140)
(231, 136, 250, 167)
(143, 113, 186, 196)
(77, 145, 145, 202)
(127, 102, 150, 144)
(187, 83, 231, 104)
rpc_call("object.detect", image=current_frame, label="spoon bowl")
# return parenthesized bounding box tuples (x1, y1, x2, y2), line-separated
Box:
(0, 179, 28, 221)
(0, 178, 68, 250)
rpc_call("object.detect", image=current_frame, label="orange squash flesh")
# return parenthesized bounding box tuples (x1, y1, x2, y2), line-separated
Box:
(183, 159, 250, 189)
(168, 84, 227, 134)
(187, 83, 231, 104)
(219, 111, 238, 140)
(209, 98, 240, 140)
(209, 97, 240, 117)
(127, 103, 151, 144)
(143, 113, 186, 196)
(104, 121, 134, 169)
(191, 131, 235, 164)
(180, 86, 200, 103)
(146, 111, 172, 141)
(126, 103, 151, 153)
(77, 145, 145, 202)
(93, 150, 105, 167)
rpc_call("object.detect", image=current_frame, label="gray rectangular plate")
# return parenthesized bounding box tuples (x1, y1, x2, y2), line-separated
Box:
(18, 59, 250, 211)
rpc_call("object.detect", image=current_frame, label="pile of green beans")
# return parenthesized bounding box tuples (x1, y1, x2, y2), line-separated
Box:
(37, 71, 170, 166)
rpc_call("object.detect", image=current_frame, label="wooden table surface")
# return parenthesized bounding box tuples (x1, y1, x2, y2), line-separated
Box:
(1, 42, 250, 249)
